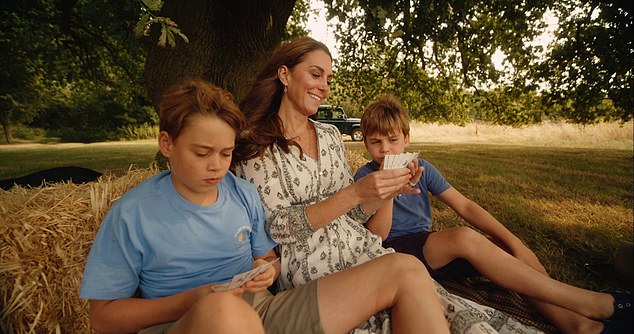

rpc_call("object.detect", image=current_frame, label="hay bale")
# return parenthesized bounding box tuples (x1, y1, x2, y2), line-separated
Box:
(0, 149, 365, 333)
(345, 148, 369, 173)
(0, 168, 156, 334)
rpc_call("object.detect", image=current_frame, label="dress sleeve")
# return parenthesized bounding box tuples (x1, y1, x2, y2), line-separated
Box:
(235, 150, 314, 245)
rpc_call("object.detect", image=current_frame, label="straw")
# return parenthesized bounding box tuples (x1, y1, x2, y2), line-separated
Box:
(0, 167, 155, 334)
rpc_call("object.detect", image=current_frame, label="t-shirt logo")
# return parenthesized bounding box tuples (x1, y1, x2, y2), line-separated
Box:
(234, 226, 252, 246)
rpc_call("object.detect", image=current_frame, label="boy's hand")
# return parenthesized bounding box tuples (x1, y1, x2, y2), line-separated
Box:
(243, 258, 277, 293)
(397, 160, 423, 196)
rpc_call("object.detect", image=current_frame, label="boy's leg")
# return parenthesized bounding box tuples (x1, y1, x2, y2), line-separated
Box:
(423, 227, 609, 333)
(168, 292, 265, 334)
(316, 252, 449, 334)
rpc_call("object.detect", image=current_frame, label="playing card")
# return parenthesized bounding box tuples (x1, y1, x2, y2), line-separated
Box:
(211, 258, 280, 292)
(383, 153, 418, 169)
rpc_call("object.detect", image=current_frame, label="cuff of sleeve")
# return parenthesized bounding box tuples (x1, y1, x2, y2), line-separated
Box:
(289, 205, 314, 241)
(348, 204, 374, 223)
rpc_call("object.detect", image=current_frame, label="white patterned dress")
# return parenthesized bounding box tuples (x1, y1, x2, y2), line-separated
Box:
(236, 120, 543, 334)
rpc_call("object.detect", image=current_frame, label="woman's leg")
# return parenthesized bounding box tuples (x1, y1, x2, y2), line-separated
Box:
(317, 252, 449, 334)
(169, 292, 265, 334)
(423, 227, 612, 333)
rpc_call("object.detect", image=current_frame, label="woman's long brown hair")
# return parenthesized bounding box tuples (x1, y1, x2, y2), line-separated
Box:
(234, 37, 331, 163)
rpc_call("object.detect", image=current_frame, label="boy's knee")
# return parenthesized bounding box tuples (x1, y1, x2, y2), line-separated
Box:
(187, 292, 259, 330)
(450, 227, 485, 251)
(192, 292, 244, 317)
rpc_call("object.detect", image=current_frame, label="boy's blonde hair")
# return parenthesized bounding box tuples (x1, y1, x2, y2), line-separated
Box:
(361, 94, 410, 138)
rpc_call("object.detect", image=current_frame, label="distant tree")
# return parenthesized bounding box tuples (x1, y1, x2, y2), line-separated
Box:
(539, 0, 633, 123)
(0, 0, 149, 142)
(323, 0, 551, 124)
(323, 0, 632, 124)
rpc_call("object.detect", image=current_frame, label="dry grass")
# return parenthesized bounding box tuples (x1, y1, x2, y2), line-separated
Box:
(408, 120, 633, 150)
(0, 168, 156, 334)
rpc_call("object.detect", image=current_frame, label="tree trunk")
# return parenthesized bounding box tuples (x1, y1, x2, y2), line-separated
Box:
(1, 110, 13, 144)
(144, 0, 296, 108)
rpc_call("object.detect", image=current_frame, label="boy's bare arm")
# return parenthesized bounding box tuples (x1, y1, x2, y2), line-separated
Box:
(364, 198, 394, 240)
(437, 188, 547, 273)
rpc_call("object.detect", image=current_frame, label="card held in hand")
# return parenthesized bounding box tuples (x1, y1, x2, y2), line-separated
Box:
(211, 258, 280, 292)
(383, 153, 419, 169)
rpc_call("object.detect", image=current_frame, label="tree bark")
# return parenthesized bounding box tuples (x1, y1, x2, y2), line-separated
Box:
(144, 0, 296, 108)
(0, 109, 13, 144)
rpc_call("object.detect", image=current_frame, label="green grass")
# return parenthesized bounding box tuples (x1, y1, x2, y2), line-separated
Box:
(0, 140, 159, 179)
(2, 140, 632, 291)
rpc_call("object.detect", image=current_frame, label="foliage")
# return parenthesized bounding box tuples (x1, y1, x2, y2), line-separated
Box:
(324, 0, 550, 125)
(0, 0, 153, 142)
(538, 0, 634, 123)
(135, 0, 189, 48)
(323, 0, 632, 125)
(1, 0, 632, 139)
(285, 0, 311, 41)
(30, 81, 157, 142)
(468, 88, 546, 125)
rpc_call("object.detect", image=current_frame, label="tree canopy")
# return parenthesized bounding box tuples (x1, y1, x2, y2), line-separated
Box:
(0, 0, 631, 143)
(0, 0, 151, 142)
(323, 0, 633, 124)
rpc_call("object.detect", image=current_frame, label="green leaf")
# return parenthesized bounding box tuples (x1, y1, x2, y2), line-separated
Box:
(134, 13, 151, 38)
(158, 26, 167, 47)
(141, 0, 164, 12)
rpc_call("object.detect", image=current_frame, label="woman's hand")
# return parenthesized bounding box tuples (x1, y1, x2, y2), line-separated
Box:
(353, 167, 414, 200)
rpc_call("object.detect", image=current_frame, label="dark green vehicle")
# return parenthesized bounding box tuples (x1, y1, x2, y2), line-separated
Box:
(313, 105, 363, 141)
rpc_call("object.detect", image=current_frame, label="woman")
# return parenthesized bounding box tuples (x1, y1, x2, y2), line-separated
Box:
(234, 36, 546, 334)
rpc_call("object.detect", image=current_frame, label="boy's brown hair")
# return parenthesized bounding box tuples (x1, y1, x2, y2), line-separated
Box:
(361, 94, 410, 138)
(159, 78, 245, 142)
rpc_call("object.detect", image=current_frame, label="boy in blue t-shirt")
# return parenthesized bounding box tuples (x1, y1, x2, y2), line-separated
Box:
(354, 94, 632, 334)
(80, 79, 277, 333)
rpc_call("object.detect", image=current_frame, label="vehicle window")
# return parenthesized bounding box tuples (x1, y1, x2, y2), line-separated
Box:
(318, 106, 334, 119)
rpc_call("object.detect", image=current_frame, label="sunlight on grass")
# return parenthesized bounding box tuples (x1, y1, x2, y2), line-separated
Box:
(409, 121, 633, 150)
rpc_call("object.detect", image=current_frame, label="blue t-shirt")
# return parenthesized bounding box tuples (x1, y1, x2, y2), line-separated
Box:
(354, 159, 451, 240)
(80, 170, 276, 300)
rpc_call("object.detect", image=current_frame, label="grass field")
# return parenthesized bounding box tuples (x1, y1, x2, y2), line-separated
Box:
(1, 121, 632, 291)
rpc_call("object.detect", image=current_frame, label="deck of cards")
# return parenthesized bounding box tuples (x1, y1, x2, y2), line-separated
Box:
(383, 153, 419, 169)
(211, 258, 280, 292)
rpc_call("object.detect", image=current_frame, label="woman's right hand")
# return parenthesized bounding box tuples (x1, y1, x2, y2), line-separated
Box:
(353, 167, 414, 201)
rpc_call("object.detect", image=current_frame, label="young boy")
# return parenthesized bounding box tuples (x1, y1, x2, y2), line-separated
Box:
(80, 79, 278, 333)
(80, 80, 452, 334)
(354, 94, 632, 334)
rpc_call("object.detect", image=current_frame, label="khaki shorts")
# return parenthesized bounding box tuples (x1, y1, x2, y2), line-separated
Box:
(139, 280, 323, 334)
